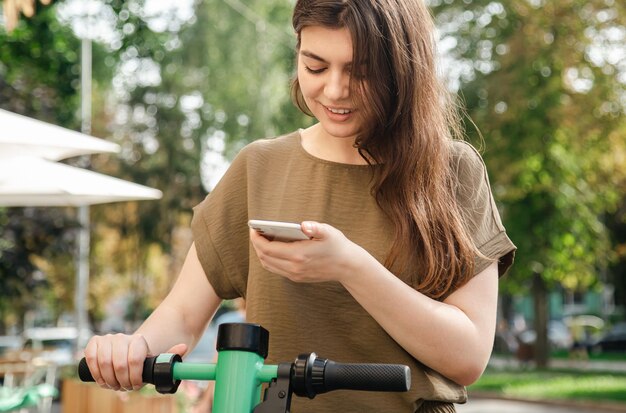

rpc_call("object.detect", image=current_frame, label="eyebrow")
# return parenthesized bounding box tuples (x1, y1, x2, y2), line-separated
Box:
(300, 50, 353, 67)
(300, 50, 328, 63)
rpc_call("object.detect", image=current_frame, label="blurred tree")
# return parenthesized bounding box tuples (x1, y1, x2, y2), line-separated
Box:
(1, 0, 308, 332)
(3, 1, 624, 350)
(58, 0, 310, 326)
(607, 200, 626, 318)
(0, 1, 83, 333)
(431, 0, 626, 366)
(0, 209, 80, 333)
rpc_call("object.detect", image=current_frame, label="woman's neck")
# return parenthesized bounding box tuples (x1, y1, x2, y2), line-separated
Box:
(300, 124, 368, 165)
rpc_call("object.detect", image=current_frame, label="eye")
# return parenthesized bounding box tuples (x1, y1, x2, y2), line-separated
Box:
(304, 65, 326, 74)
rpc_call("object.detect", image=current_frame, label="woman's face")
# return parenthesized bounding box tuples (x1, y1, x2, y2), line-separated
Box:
(297, 25, 365, 143)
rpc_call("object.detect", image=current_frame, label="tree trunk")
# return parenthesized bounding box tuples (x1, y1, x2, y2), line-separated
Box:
(500, 293, 513, 325)
(0, 308, 5, 335)
(532, 272, 550, 368)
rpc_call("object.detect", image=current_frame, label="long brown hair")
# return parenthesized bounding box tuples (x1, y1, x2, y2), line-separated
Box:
(292, 0, 480, 300)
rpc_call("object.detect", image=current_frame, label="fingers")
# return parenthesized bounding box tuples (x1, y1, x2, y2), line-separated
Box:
(127, 335, 150, 390)
(84, 336, 105, 387)
(249, 229, 290, 262)
(302, 221, 336, 240)
(83, 333, 150, 391)
(167, 343, 189, 357)
(249, 227, 268, 244)
(250, 221, 348, 282)
(301, 221, 318, 238)
(250, 223, 318, 279)
(96, 338, 118, 390)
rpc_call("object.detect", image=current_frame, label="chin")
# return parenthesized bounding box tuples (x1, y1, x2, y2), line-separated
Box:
(317, 122, 359, 140)
(325, 129, 355, 138)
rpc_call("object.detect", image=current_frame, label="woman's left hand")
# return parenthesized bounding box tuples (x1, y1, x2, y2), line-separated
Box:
(249, 221, 363, 283)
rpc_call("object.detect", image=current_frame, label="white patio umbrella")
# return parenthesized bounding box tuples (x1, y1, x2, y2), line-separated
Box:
(0, 108, 120, 161)
(0, 156, 162, 206)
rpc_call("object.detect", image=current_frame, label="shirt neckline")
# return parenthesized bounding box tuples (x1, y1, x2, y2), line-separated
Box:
(295, 129, 374, 169)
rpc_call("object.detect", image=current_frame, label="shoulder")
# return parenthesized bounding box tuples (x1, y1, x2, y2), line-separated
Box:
(450, 140, 484, 170)
(448, 140, 493, 207)
(238, 130, 300, 160)
(222, 131, 300, 176)
(449, 139, 489, 184)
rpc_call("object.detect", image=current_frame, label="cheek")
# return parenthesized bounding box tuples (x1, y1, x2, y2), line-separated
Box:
(297, 71, 319, 99)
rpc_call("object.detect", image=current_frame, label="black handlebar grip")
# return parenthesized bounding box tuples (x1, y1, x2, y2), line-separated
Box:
(78, 358, 95, 382)
(291, 353, 411, 398)
(323, 361, 411, 393)
(78, 357, 156, 384)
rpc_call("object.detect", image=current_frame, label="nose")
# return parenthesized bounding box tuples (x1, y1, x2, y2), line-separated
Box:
(324, 70, 350, 101)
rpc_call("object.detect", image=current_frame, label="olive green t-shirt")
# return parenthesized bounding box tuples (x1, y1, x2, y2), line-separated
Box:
(191, 130, 516, 412)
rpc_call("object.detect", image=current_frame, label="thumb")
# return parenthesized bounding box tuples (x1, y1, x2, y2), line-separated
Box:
(166, 343, 188, 357)
(301, 221, 325, 239)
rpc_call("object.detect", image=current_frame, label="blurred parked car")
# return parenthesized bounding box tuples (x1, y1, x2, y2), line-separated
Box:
(587, 322, 626, 354)
(517, 320, 574, 351)
(563, 315, 605, 344)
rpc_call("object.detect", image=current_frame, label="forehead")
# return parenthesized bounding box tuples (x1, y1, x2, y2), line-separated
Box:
(299, 25, 353, 63)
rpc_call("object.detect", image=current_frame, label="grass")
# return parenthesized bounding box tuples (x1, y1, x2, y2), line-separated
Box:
(470, 369, 626, 404)
(550, 349, 626, 362)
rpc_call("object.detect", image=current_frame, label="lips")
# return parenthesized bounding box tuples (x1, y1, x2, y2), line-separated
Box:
(324, 105, 355, 120)
(326, 106, 352, 114)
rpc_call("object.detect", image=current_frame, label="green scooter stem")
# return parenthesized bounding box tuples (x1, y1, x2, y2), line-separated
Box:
(201, 323, 272, 413)
(171, 359, 278, 383)
(212, 351, 278, 413)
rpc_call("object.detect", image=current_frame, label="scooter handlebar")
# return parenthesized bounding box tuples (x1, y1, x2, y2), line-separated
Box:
(78, 352, 411, 398)
(78, 354, 182, 394)
(291, 352, 410, 399)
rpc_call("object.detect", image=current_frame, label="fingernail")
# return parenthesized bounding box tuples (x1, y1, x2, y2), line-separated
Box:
(303, 222, 313, 232)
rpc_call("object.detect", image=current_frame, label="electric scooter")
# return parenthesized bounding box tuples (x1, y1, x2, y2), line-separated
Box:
(78, 323, 411, 413)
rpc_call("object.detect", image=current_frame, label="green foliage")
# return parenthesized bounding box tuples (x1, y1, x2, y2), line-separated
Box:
(0, 2, 83, 332)
(0, 207, 79, 332)
(607, 203, 626, 310)
(89, 0, 307, 249)
(1, 0, 311, 329)
(431, 1, 626, 293)
(5, 0, 621, 336)
(84, 0, 309, 322)
(0, 1, 80, 124)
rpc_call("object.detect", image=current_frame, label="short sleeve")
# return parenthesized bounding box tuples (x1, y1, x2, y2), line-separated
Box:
(191, 147, 251, 299)
(452, 141, 516, 277)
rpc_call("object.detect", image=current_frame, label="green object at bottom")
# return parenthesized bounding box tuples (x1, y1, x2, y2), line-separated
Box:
(0, 384, 58, 412)
(212, 351, 278, 413)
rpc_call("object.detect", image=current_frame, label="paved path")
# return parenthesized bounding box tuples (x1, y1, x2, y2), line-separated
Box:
(53, 398, 625, 413)
(457, 398, 625, 413)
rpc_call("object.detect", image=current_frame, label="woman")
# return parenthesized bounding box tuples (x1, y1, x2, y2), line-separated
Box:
(84, 1, 516, 412)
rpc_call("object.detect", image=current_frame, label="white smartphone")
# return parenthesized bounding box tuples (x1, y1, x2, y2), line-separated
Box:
(248, 219, 311, 242)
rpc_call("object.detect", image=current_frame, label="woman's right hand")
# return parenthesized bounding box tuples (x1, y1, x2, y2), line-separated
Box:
(83, 333, 187, 391)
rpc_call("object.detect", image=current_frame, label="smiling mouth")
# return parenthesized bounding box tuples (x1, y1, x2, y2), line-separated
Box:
(325, 106, 354, 115)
